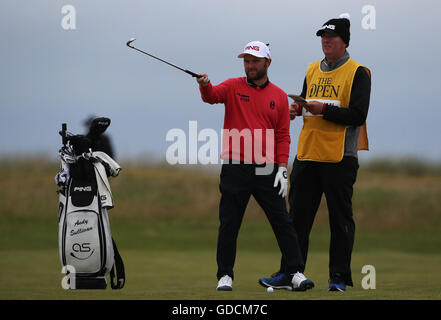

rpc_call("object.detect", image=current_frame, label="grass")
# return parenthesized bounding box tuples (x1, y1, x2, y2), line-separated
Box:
(2, 249, 440, 300)
(1, 159, 441, 300)
(1, 216, 441, 300)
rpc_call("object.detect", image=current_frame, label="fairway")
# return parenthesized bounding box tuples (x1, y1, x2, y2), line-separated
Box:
(1, 217, 441, 300)
(1, 249, 441, 300)
(1, 161, 441, 300)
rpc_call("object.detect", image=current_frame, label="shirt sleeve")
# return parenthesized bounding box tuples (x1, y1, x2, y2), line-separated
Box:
(276, 94, 291, 164)
(199, 78, 234, 105)
(323, 67, 371, 126)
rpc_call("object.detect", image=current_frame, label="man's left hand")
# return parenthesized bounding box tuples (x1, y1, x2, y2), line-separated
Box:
(303, 101, 325, 115)
(274, 166, 288, 198)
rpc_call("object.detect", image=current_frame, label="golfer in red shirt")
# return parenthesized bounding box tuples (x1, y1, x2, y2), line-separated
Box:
(197, 41, 314, 292)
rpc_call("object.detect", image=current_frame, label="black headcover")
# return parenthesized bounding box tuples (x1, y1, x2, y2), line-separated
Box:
(86, 117, 114, 158)
(61, 117, 112, 181)
(87, 117, 111, 138)
(67, 135, 95, 181)
(68, 135, 92, 155)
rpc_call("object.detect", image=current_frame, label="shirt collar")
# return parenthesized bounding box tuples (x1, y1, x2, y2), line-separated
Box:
(247, 77, 270, 89)
(322, 50, 350, 71)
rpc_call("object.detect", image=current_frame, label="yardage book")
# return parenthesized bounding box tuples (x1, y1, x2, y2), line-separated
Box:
(288, 94, 307, 103)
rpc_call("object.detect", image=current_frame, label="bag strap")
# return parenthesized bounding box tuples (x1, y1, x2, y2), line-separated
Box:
(110, 237, 125, 289)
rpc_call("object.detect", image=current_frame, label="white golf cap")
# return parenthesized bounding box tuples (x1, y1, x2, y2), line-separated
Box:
(237, 41, 271, 59)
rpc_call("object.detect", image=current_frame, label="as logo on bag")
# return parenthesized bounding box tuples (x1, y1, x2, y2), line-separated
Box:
(70, 242, 95, 260)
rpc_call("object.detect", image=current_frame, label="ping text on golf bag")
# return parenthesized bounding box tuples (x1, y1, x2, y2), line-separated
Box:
(56, 118, 125, 289)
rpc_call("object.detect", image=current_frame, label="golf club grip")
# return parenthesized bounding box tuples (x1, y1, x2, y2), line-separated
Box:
(185, 70, 202, 78)
(62, 123, 67, 146)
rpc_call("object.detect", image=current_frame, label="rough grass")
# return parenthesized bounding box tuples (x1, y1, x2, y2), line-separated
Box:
(2, 159, 440, 231)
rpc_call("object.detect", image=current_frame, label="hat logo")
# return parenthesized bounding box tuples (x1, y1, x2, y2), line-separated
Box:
(322, 24, 335, 30)
(245, 45, 260, 51)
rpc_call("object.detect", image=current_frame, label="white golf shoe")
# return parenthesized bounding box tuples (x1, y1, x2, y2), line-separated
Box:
(216, 275, 233, 291)
(291, 272, 315, 291)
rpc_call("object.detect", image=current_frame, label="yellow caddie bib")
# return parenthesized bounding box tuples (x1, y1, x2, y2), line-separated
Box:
(297, 58, 370, 162)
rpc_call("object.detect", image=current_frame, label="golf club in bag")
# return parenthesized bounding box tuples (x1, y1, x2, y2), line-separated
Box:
(56, 118, 125, 289)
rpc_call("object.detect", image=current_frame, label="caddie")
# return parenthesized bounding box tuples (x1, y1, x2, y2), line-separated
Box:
(259, 14, 372, 292)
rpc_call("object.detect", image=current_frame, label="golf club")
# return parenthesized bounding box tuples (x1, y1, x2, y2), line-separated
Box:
(61, 123, 67, 147)
(126, 38, 202, 78)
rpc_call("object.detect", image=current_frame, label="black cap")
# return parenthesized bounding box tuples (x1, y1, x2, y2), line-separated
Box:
(316, 17, 350, 47)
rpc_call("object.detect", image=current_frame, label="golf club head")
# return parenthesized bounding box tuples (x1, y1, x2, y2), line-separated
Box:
(126, 38, 136, 47)
(87, 117, 111, 138)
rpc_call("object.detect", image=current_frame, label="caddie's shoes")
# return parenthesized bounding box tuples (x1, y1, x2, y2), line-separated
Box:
(259, 272, 293, 291)
(328, 276, 346, 292)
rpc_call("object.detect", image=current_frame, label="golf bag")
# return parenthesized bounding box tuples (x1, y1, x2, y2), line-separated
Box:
(56, 119, 125, 289)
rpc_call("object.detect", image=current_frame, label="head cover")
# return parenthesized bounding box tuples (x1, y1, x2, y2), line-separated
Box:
(237, 41, 271, 59)
(316, 13, 351, 47)
(87, 117, 111, 138)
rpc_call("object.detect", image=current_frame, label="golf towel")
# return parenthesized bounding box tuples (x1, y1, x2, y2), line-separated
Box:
(92, 152, 121, 209)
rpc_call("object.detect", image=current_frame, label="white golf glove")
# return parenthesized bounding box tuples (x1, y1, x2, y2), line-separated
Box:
(274, 166, 288, 198)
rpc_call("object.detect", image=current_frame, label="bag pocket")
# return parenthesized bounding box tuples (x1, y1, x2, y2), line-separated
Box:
(63, 209, 104, 276)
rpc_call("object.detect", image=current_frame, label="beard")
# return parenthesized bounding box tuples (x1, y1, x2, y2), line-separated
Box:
(245, 63, 268, 82)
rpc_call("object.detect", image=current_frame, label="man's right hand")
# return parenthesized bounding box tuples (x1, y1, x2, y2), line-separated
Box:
(289, 102, 300, 120)
(197, 73, 210, 87)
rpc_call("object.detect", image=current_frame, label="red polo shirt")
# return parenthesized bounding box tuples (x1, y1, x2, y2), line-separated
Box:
(199, 77, 290, 164)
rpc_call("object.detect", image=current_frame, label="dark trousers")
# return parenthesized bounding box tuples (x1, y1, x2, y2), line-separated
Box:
(280, 156, 359, 286)
(217, 163, 304, 280)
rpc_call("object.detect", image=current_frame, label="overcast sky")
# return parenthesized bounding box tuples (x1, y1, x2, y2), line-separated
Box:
(1, 0, 440, 163)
